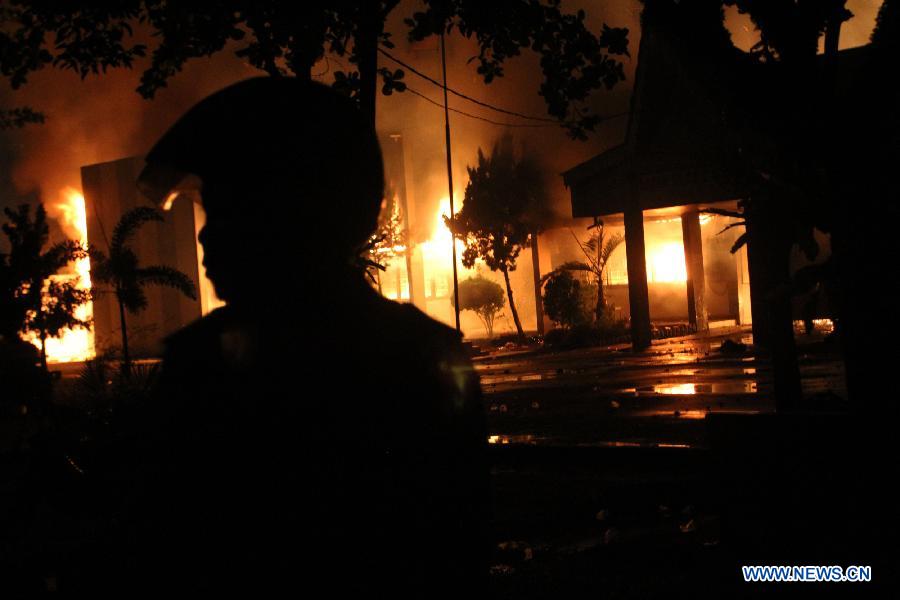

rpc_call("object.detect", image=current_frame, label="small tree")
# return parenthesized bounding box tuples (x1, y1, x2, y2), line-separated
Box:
(26, 279, 92, 371)
(1, 203, 91, 371)
(446, 136, 546, 341)
(552, 219, 623, 324)
(541, 270, 590, 330)
(360, 190, 407, 294)
(90, 206, 197, 373)
(454, 275, 505, 338)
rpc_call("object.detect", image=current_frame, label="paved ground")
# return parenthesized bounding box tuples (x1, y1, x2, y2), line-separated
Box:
(477, 327, 857, 597)
(23, 326, 860, 595)
(475, 326, 846, 448)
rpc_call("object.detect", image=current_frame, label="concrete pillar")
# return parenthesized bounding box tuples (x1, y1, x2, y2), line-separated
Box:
(531, 232, 545, 335)
(624, 207, 652, 350)
(745, 219, 770, 346)
(735, 244, 752, 325)
(409, 249, 427, 311)
(681, 211, 709, 332)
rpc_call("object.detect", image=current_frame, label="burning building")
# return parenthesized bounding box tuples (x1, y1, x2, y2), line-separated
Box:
(561, 2, 841, 349)
(20, 188, 96, 363)
(81, 156, 219, 359)
(374, 133, 547, 339)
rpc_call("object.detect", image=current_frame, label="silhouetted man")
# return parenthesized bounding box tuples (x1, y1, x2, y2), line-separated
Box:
(130, 77, 489, 592)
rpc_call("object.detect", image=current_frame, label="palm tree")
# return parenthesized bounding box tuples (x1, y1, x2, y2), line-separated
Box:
(90, 206, 197, 373)
(553, 219, 623, 324)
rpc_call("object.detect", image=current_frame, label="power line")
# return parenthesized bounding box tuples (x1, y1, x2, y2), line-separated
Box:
(406, 86, 558, 128)
(379, 47, 558, 123)
(322, 47, 629, 128)
(439, 31, 461, 334)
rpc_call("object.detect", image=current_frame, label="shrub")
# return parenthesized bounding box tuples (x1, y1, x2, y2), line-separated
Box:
(454, 275, 505, 338)
(541, 270, 591, 330)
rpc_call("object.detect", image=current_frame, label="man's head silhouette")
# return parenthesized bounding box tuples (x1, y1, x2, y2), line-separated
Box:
(139, 77, 384, 307)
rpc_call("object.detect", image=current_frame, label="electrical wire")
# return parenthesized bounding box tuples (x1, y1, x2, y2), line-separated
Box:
(379, 47, 558, 123)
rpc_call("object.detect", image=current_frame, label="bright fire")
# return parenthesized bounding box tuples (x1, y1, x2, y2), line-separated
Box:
(646, 242, 687, 283)
(23, 187, 95, 363)
(420, 196, 465, 269)
(419, 195, 471, 300)
(378, 195, 473, 306)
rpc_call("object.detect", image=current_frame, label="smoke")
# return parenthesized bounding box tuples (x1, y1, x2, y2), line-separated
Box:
(0, 0, 638, 249)
(0, 0, 883, 251)
(368, 0, 640, 243)
(0, 40, 256, 248)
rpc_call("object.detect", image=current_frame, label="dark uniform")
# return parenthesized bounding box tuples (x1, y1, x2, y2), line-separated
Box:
(131, 278, 489, 592)
(124, 76, 489, 592)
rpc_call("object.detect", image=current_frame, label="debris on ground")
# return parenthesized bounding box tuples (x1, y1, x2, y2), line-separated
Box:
(718, 339, 747, 354)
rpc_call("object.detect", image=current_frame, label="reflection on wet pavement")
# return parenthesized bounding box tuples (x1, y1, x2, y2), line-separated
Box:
(476, 327, 846, 448)
(647, 381, 757, 394)
(488, 434, 694, 449)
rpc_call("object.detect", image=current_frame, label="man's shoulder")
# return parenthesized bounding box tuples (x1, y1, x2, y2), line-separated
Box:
(163, 305, 233, 353)
(373, 296, 462, 347)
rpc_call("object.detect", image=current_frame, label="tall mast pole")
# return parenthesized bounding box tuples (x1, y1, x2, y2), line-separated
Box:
(441, 30, 461, 333)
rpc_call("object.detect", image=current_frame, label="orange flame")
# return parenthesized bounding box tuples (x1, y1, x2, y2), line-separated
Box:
(23, 187, 95, 363)
(646, 242, 687, 283)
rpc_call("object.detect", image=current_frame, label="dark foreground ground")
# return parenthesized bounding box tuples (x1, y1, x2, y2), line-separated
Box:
(479, 327, 888, 597)
(1, 327, 889, 595)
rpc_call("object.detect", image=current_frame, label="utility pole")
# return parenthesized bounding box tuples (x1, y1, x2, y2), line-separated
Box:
(441, 31, 461, 333)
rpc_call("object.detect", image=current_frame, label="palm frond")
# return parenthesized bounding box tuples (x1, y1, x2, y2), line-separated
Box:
(111, 207, 164, 256)
(136, 265, 197, 300)
(569, 229, 599, 270)
(87, 247, 111, 282)
(540, 261, 593, 285)
(600, 233, 624, 266)
(717, 221, 746, 235)
(119, 282, 148, 313)
(731, 232, 749, 254)
(701, 207, 743, 219)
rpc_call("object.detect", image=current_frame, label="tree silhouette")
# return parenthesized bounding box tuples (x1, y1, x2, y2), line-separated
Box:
(446, 136, 546, 340)
(1, 203, 91, 371)
(453, 274, 505, 338)
(89, 206, 196, 373)
(0, 1, 629, 138)
(0, 106, 44, 129)
(719, 0, 852, 410)
(360, 189, 407, 294)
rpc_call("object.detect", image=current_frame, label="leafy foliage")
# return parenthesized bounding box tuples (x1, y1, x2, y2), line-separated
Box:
(0, 1, 628, 138)
(541, 269, 589, 330)
(27, 278, 91, 341)
(91, 207, 196, 314)
(1, 203, 91, 369)
(361, 190, 407, 286)
(453, 274, 505, 338)
(90, 206, 196, 370)
(701, 181, 819, 262)
(0, 106, 44, 129)
(700, 205, 748, 254)
(549, 220, 623, 323)
(446, 135, 547, 338)
(447, 136, 546, 272)
(405, 0, 630, 138)
(76, 354, 160, 412)
(724, 0, 852, 63)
